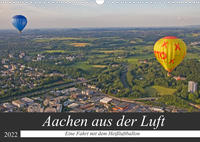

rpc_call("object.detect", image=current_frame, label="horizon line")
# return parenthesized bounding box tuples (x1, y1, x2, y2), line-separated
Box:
(0, 25, 199, 31)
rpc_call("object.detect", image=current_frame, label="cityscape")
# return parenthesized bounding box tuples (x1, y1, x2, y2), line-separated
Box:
(0, 84, 191, 113)
(0, 28, 199, 112)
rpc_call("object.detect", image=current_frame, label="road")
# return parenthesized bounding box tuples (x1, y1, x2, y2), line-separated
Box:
(120, 64, 130, 88)
(120, 70, 129, 88)
(0, 79, 93, 103)
(0, 77, 157, 108)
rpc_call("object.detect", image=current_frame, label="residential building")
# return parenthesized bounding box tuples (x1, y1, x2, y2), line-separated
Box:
(43, 98, 60, 106)
(43, 98, 50, 106)
(44, 107, 57, 113)
(112, 103, 129, 111)
(19, 52, 25, 58)
(81, 90, 94, 96)
(173, 76, 186, 81)
(63, 99, 74, 107)
(51, 104, 63, 112)
(100, 97, 112, 104)
(80, 103, 94, 109)
(0, 105, 6, 111)
(12, 100, 25, 108)
(71, 93, 83, 99)
(188, 81, 198, 93)
(149, 107, 164, 113)
(21, 97, 34, 106)
(49, 98, 60, 106)
(68, 103, 79, 109)
(3, 103, 14, 110)
(66, 56, 75, 61)
(27, 103, 44, 112)
(87, 85, 97, 89)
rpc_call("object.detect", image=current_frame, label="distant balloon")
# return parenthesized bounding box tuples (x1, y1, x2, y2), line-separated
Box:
(154, 36, 187, 73)
(12, 15, 27, 33)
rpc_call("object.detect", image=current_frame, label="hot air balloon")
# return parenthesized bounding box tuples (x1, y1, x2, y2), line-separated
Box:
(12, 15, 27, 33)
(154, 36, 187, 75)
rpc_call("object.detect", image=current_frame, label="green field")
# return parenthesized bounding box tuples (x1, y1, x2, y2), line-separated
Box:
(93, 65, 107, 68)
(70, 43, 91, 47)
(186, 53, 200, 59)
(98, 50, 125, 54)
(126, 57, 138, 64)
(145, 87, 157, 96)
(151, 86, 177, 96)
(34, 37, 97, 42)
(44, 50, 66, 53)
(71, 62, 93, 70)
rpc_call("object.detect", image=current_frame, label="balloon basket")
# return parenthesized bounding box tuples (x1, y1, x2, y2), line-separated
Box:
(167, 72, 171, 77)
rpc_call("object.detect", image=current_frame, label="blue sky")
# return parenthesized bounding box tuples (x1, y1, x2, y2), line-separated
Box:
(1, 0, 200, 29)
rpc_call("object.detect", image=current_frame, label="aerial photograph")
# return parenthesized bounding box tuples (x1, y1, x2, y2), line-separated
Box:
(0, 0, 200, 113)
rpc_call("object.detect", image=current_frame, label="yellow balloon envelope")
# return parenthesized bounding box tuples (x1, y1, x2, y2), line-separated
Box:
(154, 36, 187, 73)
